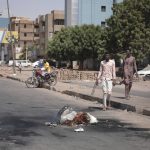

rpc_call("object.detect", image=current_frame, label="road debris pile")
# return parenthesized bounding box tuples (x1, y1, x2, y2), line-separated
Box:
(45, 105, 98, 129)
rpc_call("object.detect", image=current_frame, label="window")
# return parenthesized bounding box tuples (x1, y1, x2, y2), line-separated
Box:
(42, 21, 45, 26)
(16, 23, 18, 26)
(24, 33, 27, 37)
(24, 41, 26, 45)
(101, 21, 106, 27)
(101, 6, 106, 12)
(54, 19, 64, 25)
(24, 24, 26, 28)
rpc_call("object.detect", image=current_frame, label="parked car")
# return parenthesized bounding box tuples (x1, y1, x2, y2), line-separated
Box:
(137, 69, 150, 77)
(137, 65, 150, 77)
(8, 60, 32, 67)
(32, 61, 39, 67)
(143, 74, 150, 81)
(32, 59, 44, 68)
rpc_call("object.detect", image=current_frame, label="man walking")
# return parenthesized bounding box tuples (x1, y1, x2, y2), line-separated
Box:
(18, 62, 22, 74)
(96, 53, 116, 110)
(122, 50, 138, 100)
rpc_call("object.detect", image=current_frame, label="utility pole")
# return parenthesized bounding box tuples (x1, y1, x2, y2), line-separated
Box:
(7, 0, 16, 75)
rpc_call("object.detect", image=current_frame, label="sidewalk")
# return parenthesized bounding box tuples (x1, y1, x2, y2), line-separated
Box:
(1, 66, 150, 116)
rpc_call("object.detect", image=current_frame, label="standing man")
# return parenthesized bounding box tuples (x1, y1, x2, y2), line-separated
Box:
(122, 50, 138, 100)
(18, 62, 22, 74)
(96, 53, 116, 110)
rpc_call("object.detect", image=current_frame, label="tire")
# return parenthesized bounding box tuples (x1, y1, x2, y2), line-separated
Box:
(48, 76, 57, 86)
(25, 77, 39, 88)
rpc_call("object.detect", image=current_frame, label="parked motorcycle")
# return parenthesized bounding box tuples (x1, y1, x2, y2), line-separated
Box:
(25, 68, 58, 88)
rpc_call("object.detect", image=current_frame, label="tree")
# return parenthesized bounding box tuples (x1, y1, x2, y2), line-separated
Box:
(47, 25, 106, 69)
(106, 0, 150, 61)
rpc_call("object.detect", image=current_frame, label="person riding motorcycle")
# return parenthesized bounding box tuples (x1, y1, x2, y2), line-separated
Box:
(43, 60, 51, 73)
(40, 60, 51, 76)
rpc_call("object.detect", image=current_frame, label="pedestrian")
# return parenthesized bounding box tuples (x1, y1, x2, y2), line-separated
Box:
(122, 50, 138, 100)
(96, 53, 116, 111)
(18, 62, 22, 74)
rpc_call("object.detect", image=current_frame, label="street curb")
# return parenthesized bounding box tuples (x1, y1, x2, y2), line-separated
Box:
(5, 75, 150, 116)
(61, 90, 136, 112)
(6, 76, 24, 82)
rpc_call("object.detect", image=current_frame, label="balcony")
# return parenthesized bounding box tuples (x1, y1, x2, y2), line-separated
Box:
(20, 28, 34, 33)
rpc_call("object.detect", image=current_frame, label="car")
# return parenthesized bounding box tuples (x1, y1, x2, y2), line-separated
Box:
(8, 60, 32, 67)
(137, 65, 150, 77)
(143, 74, 150, 81)
(137, 70, 150, 77)
(32, 61, 39, 67)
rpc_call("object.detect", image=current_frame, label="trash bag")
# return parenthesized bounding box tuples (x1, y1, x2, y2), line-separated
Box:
(87, 113, 98, 124)
(57, 105, 75, 124)
(56, 105, 98, 126)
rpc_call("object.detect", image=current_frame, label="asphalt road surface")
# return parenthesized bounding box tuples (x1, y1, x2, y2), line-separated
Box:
(0, 78, 150, 150)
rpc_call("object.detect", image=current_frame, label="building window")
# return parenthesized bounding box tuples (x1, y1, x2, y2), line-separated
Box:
(113, 0, 117, 4)
(24, 41, 26, 45)
(18, 44, 20, 47)
(54, 19, 64, 25)
(24, 24, 26, 28)
(101, 21, 106, 27)
(24, 33, 27, 37)
(101, 6, 106, 12)
(16, 24, 18, 26)
(42, 21, 45, 26)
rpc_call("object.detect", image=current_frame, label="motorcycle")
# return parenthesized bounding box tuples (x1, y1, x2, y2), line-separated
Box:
(25, 68, 58, 88)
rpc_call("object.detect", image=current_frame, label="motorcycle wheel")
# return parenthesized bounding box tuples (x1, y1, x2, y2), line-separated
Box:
(48, 76, 57, 86)
(25, 77, 39, 88)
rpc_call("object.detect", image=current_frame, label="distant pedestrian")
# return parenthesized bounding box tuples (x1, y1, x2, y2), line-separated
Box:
(18, 62, 22, 74)
(96, 53, 116, 111)
(122, 50, 138, 100)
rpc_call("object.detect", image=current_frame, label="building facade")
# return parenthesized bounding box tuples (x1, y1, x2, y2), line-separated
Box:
(35, 10, 64, 58)
(9, 17, 34, 59)
(65, 0, 79, 26)
(65, 0, 123, 26)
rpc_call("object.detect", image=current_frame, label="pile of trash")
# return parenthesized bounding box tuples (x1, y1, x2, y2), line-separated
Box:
(45, 105, 98, 132)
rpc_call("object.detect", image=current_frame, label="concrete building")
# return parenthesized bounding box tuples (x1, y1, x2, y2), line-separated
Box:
(35, 10, 64, 58)
(65, 0, 123, 26)
(9, 17, 34, 59)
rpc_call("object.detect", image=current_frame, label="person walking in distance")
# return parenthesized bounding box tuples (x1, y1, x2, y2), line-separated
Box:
(96, 53, 116, 111)
(18, 62, 22, 74)
(122, 50, 138, 100)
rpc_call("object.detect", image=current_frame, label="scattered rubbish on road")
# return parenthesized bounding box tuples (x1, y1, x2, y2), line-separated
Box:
(45, 105, 98, 132)
(57, 105, 98, 126)
(45, 122, 57, 127)
(74, 127, 84, 132)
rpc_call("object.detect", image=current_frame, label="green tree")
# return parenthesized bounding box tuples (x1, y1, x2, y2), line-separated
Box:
(47, 25, 106, 69)
(106, 0, 150, 61)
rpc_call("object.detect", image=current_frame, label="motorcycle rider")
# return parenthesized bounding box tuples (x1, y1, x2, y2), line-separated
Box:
(41, 60, 51, 76)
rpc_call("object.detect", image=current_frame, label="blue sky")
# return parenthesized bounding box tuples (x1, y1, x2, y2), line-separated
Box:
(0, 0, 64, 19)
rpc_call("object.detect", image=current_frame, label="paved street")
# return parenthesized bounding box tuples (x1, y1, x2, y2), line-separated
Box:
(0, 78, 150, 150)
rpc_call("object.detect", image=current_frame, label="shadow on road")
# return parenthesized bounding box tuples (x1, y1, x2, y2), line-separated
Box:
(0, 115, 42, 146)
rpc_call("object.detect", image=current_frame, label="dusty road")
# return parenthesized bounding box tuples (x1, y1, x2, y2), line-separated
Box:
(0, 78, 150, 150)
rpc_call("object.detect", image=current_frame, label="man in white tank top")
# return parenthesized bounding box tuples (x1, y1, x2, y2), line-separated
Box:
(96, 53, 116, 110)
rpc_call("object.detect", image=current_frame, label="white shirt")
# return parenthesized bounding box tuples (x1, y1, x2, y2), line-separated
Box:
(98, 59, 116, 80)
